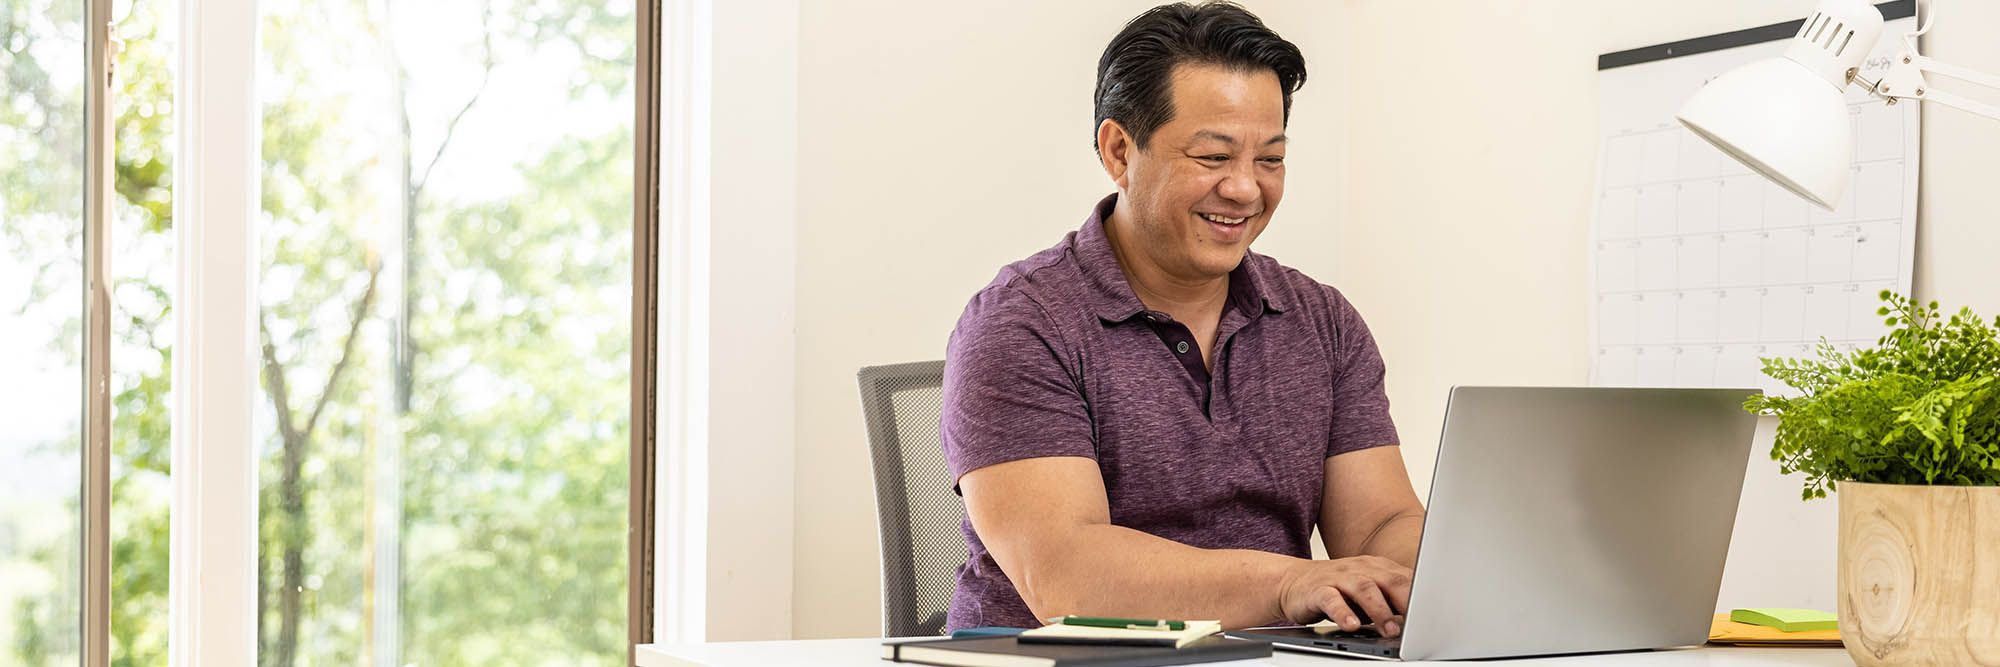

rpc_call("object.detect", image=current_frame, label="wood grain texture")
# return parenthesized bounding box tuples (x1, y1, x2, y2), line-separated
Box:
(1839, 482, 2000, 666)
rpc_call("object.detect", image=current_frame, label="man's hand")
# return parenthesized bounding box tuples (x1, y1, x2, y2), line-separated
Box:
(1275, 555, 1413, 637)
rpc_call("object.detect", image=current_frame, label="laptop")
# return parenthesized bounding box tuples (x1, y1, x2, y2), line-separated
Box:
(1228, 386, 1760, 661)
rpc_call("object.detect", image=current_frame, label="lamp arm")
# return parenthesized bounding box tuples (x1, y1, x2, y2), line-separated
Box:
(1865, 53, 2000, 122)
(1909, 87, 2000, 122)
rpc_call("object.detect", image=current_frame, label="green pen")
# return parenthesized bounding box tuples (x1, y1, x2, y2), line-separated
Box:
(1053, 615, 1187, 631)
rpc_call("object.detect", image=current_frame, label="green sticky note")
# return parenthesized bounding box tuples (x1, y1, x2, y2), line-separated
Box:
(1730, 608, 1838, 632)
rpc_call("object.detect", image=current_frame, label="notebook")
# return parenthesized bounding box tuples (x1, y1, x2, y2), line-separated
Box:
(1018, 620, 1223, 648)
(882, 635, 1271, 667)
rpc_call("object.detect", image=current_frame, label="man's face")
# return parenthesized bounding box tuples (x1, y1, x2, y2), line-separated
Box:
(1114, 63, 1287, 280)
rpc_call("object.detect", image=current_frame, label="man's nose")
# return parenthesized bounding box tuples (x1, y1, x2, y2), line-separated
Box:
(1216, 162, 1258, 204)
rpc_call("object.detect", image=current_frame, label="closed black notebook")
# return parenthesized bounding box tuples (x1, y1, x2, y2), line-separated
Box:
(881, 635, 1271, 667)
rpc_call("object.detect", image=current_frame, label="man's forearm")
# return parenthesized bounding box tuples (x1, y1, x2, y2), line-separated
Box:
(1012, 522, 1299, 629)
(1356, 511, 1424, 567)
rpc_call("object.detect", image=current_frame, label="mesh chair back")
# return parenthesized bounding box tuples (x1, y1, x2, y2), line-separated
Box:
(858, 360, 965, 638)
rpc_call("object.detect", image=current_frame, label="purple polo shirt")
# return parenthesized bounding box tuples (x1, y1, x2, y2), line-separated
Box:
(940, 194, 1401, 630)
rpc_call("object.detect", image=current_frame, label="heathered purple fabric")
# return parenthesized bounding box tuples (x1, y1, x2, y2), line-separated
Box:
(1135, 267, 1261, 410)
(940, 194, 1401, 630)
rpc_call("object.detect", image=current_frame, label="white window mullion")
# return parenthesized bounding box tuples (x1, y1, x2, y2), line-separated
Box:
(655, 0, 712, 646)
(168, 0, 260, 665)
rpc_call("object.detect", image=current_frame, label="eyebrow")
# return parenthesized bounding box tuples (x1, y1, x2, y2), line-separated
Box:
(1190, 130, 1288, 148)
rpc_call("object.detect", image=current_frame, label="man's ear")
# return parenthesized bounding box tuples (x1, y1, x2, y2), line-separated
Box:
(1097, 119, 1135, 190)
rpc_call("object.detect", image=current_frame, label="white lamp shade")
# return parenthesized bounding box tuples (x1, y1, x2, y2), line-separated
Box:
(1677, 56, 1852, 210)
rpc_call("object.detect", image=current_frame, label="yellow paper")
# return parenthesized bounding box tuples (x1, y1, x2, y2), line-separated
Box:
(1708, 613, 1843, 646)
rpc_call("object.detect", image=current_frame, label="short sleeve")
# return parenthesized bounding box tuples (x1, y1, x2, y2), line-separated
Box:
(1324, 287, 1400, 457)
(941, 286, 1098, 489)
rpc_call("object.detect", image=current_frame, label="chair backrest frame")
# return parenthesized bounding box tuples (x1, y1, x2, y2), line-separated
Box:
(857, 360, 958, 637)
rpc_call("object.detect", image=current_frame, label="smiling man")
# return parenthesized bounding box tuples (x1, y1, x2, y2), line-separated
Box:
(940, 1, 1427, 636)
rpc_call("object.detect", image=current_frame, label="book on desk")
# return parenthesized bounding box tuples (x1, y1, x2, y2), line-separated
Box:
(881, 634, 1271, 667)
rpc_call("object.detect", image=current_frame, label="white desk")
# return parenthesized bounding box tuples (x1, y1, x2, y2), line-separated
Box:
(636, 638, 1855, 667)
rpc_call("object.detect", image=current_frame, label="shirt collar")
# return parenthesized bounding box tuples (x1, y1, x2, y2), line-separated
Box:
(1072, 193, 1290, 324)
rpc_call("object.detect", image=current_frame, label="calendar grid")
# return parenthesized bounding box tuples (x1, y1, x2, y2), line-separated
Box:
(1591, 37, 1918, 396)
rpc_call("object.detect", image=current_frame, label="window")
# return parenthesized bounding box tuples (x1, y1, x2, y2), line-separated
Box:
(0, 1, 86, 662)
(0, 0, 170, 660)
(6, 0, 643, 663)
(253, 0, 636, 663)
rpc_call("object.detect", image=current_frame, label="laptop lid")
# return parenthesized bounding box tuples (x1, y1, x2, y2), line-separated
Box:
(1396, 387, 1759, 661)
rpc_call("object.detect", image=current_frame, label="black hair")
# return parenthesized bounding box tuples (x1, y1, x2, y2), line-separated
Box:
(1093, 1, 1307, 152)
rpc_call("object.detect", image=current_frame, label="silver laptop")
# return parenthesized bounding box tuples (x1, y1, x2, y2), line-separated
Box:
(1229, 386, 1760, 661)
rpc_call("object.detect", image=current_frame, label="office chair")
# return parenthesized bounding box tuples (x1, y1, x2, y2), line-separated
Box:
(857, 360, 966, 638)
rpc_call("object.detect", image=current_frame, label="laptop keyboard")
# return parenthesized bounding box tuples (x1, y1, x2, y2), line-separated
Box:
(1316, 626, 1384, 639)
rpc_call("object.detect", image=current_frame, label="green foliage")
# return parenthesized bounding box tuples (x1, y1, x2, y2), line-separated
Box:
(1746, 291, 2000, 499)
(397, 127, 632, 667)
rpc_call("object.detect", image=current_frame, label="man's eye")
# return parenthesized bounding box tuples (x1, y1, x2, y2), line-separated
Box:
(1260, 156, 1285, 166)
(1199, 155, 1229, 164)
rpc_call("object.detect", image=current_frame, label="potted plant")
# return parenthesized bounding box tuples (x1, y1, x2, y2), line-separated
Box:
(1747, 291, 2000, 666)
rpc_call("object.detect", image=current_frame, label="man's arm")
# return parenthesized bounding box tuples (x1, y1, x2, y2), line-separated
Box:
(961, 455, 1413, 632)
(1283, 445, 1425, 636)
(1314, 287, 1422, 567)
(1319, 446, 1425, 567)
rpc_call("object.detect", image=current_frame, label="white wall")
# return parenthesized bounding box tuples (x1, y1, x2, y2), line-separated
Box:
(1912, 2, 2000, 309)
(791, 0, 1348, 639)
(694, 0, 800, 643)
(1336, 0, 1814, 607)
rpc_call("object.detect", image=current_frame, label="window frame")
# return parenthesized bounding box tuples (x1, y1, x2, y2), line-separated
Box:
(652, 0, 710, 648)
(166, 0, 261, 664)
(633, 0, 667, 658)
(82, 0, 115, 664)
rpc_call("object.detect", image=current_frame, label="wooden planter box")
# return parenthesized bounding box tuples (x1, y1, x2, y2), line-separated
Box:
(1839, 481, 2000, 666)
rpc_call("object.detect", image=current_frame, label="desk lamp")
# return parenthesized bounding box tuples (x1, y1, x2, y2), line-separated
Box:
(1677, 0, 2000, 210)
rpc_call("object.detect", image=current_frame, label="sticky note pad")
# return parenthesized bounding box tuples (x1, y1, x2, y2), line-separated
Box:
(1729, 608, 1838, 632)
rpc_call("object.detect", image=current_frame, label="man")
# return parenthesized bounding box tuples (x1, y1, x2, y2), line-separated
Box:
(940, 1, 1426, 636)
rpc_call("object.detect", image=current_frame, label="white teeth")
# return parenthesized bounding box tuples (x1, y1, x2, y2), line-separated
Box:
(1200, 213, 1247, 225)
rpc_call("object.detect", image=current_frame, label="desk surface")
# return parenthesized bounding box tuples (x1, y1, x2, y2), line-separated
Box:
(636, 637, 1855, 667)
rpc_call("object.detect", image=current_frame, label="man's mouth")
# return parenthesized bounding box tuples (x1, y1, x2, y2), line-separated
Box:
(1199, 212, 1249, 226)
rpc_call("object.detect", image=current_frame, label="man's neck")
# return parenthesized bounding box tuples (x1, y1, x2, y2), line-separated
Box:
(1105, 198, 1230, 319)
